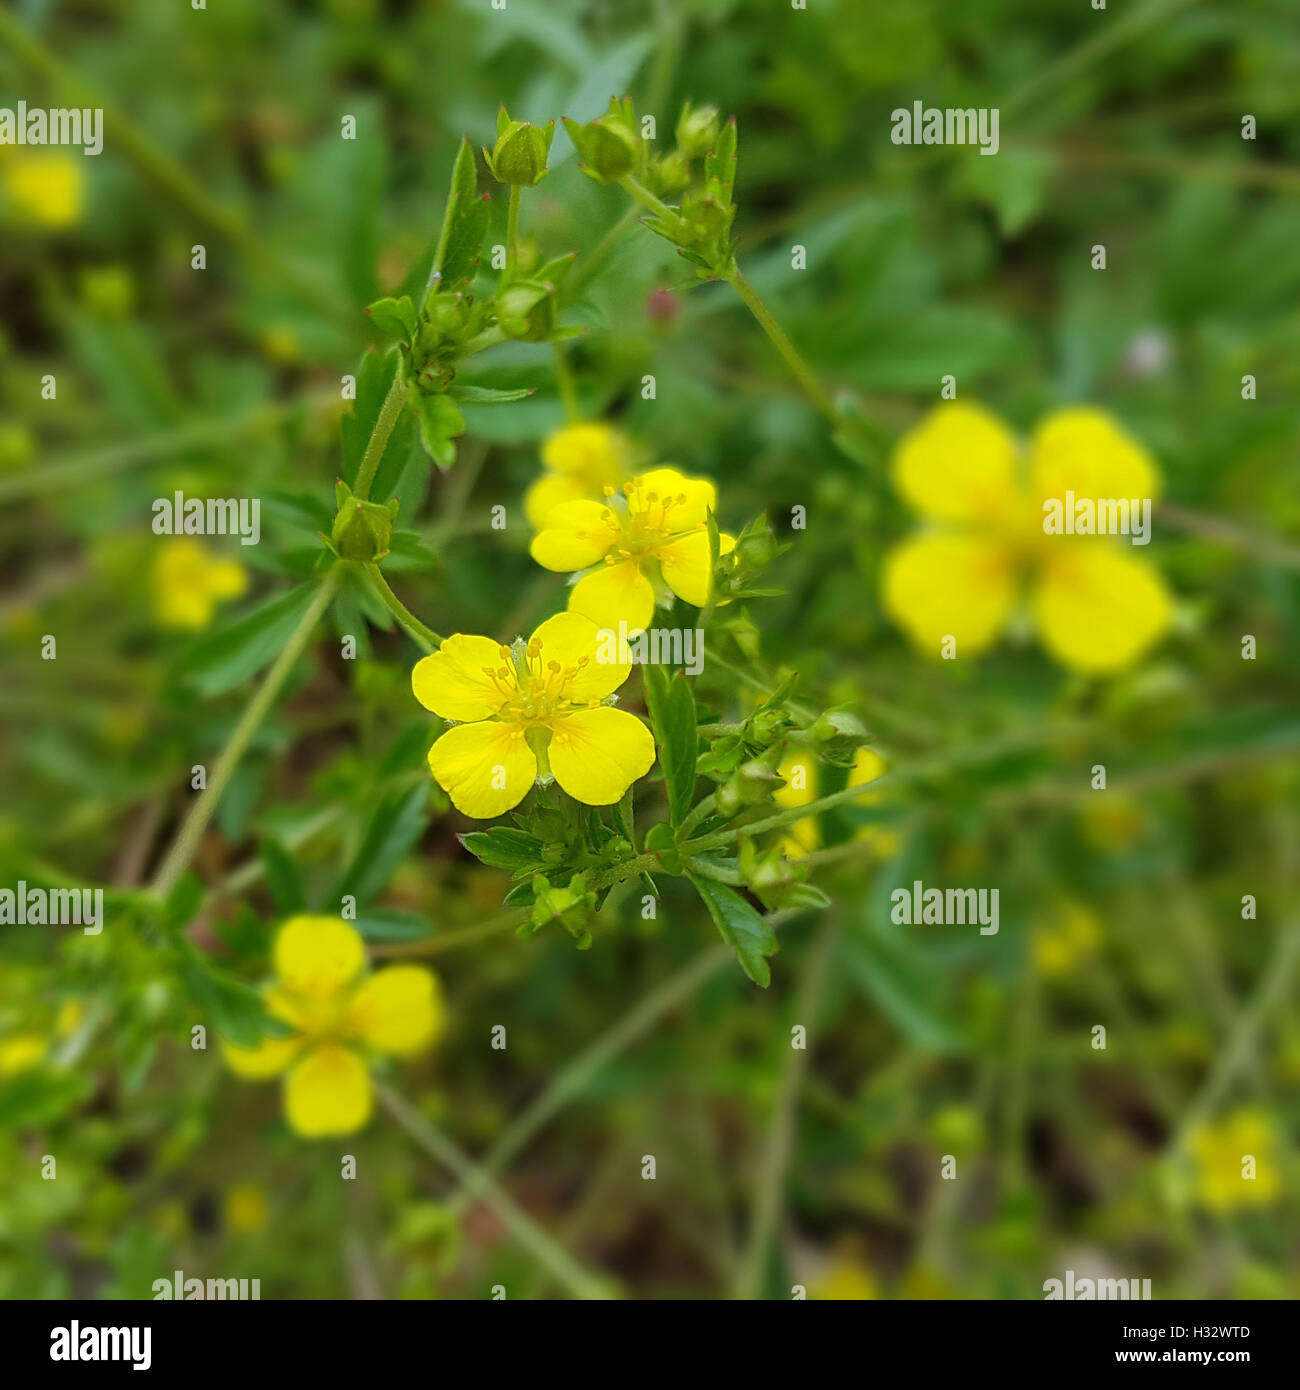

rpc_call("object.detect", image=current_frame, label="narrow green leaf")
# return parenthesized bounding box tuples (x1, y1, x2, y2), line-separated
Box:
(687, 872, 776, 987)
(259, 836, 305, 915)
(435, 138, 490, 287)
(336, 783, 430, 906)
(182, 583, 319, 697)
(642, 665, 697, 827)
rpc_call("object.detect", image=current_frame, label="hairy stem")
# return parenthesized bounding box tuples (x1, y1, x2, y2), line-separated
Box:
(351, 376, 408, 502)
(726, 269, 837, 425)
(363, 564, 443, 652)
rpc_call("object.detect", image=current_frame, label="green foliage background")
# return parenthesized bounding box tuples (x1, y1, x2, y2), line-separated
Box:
(1, 0, 1299, 1299)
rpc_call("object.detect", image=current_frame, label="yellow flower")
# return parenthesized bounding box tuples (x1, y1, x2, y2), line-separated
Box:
(152, 537, 248, 630)
(0, 1034, 45, 1076)
(224, 1182, 270, 1235)
(882, 402, 1172, 673)
(1032, 900, 1101, 978)
(412, 611, 655, 818)
(812, 1253, 878, 1300)
(774, 746, 896, 860)
(530, 467, 735, 631)
(222, 916, 443, 1139)
(774, 750, 819, 858)
(1, 150, 84, 228)
(1190, 1111, 1281, 1213)
(524, 422, 630, 529)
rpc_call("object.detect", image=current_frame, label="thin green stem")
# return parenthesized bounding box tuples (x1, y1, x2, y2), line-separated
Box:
(375, 1084, 611, 1301)
(149, 566, 343, 897)
(725, 269, 837, 425)
(564, 204, 641, 301)
(552, 343, 581, 422)
(362, 564, 443, 652)
(505, 184, 522, 280)
(619, 173, 674, 220)
(351, 376, 408, 502)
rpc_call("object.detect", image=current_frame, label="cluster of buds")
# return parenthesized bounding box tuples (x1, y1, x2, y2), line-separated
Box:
(737, 837, 829, 913)
(563, 97, 737, 279)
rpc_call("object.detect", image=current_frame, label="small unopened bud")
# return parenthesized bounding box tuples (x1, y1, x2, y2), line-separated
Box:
(675, 102, 720, 160)
(484, 110, 554, 187)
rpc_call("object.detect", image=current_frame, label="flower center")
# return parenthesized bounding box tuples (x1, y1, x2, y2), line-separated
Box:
(480, 640, 592, 728)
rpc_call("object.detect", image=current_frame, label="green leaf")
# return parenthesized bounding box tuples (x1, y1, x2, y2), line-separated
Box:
(179, 946, 282, 1050)
(449, 384, 535, 404)
(460, 826, 546, 871)
(161, 872, 204, 931)
(687, 872, 776, 987)
(642, 665, 697, 827)
(434, 137, 489, 287)
(411, 392, 466, 469)
(336, 783, 430, 906)
(643, 822, 682, 874)
(259, 836, 304, 915)
(182, 583, 320, 697)
(0, 1070, 91, 1127)
(365, 295, 418, 343)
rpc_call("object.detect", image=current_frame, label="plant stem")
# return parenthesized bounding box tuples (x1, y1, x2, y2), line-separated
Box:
(734, 920, 837, 1299)
(564, 204, 641, 301)
(362, 564, 443, 652)
(375, 1083, 611, 1301)
(552, 342, 581, 421)
(150, 566, 342, 897)
(619, 173, 675, 220)
(505, 184, 522, 280)
(351, 376, 407, 502)
(725, 269, 838, 425)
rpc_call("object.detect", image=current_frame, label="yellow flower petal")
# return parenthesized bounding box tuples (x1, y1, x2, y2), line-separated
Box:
(528, 610, 630, 701)
(847, 748, 887, 789)
(206, 557, 249, 601)
(3, 152, 84, 228)
(1031, 545, 1170, 673)
(775, 752, 816, 809)
(893, 402, 1020, 525)
(549, 707, 656, 805)
(658, 529, 713, 607)
(221, 1033, 301, 1080)
(0, 1034, 46, 1075)
(529, 500, 620, 571)
(347, 965, 443, 1055)
(541, 422, 627, 479)
(524, 472, 587, 530)
(284, 1045, 372, 1137)
(630, 467, 716, 529)
(569, 559, 656, 631)
(412, 633, 516, 721)
(882, 532, 1017, 658)
(274, 916, 365, 1000)
(427, 720, 536, 818)
(1029, 406, 1160, 507)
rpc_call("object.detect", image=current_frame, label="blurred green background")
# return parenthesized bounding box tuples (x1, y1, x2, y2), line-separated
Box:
(2, 0, 1299, 1300)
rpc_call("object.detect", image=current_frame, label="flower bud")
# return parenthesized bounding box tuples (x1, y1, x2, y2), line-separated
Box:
(330, 480, 399, 562)
(675, 102, 720, 160)
(496, 279, 555, 342)
(562, 114, 640, 183)
(808, 708, 870, 766)
(484, 110, 554, 187)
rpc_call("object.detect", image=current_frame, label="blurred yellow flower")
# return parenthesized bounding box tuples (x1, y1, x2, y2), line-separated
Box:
(1, 149, 84, 228)
(847, 747, 898, 858)
(882, 402, 1171, 673)
(774, 750, 818, 858)
(0, 1034, 45, 1075)
(222, 916, 443, 1138)
(54, 1000, 84, 1038)
(152, 537, 248, 630)
(1032, 900, 1101, 978)
(411, 611, 655, 817)
(1190, 1110, 1280, 1213)
(225, 1182, 270, 1234)
(524, 422, 629, 529)
(812, 1253, 878, 1300)
(530, 467, 735, 631)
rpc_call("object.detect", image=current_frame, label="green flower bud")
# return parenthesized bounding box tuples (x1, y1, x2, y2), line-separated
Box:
(330, 480, 399, 562)
(530, 872, 595, 947)
(495, 278, 555, 342)
(562, 114, 640, 183)
(808, 708, 870, 766)
(675, 101, 720, 159)
(483, 109, 554, 187)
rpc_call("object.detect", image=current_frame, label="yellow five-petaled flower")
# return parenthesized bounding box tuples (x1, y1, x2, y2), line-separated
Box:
(530, 466, 734, 632)
(882, 402, 1172, 673)
(222, 916, 443, 1138)
(412, 611, 655, 818)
